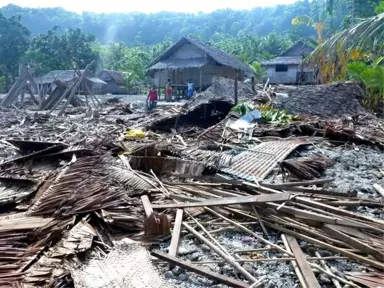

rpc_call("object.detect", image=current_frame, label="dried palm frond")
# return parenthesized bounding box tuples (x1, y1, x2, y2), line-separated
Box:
(110, 166, 156, 191)
(280, 156, 334, 180)
(27, 157, 123, 217)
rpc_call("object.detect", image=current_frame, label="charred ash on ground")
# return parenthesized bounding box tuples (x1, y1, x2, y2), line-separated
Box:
(0, 76, 383, 288)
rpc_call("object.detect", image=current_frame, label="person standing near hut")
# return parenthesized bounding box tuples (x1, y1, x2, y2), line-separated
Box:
(187, 79, 194, 98)
(147, 84, 158, 111)
(166, 79, 172, 102)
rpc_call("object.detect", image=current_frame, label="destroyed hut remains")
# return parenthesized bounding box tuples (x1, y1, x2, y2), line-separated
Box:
(0, 62, 383, 288)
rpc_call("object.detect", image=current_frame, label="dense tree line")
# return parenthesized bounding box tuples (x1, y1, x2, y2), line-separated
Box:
(1, 0, 380, 46)
(0, 0, 382, 92)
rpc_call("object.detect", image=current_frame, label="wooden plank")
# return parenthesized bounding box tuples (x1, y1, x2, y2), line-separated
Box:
(151, 251, 249, 288)
(373, 183, 384, 199)
(285, 235, 321, 288)
(141, 195, 153, 218)
(323, 224, 384, 261)
(267, 203, 373, 229)
(281, 234, 308, 288)
(152, 192, 291, 209)
(295, 197, 384, 228)
(168, 209, 183, 257)
(262, 178, 335, 188)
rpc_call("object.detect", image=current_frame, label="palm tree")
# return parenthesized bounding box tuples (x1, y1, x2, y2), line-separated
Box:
(310, 12, 384, 60)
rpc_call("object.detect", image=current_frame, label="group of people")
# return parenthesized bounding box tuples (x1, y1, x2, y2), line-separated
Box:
(146, 79, 194, 111)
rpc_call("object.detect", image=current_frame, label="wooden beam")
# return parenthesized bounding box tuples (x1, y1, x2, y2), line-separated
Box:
(285, 235, 321, 288)
(262, 178, 335, 188)
(151, 251, 249, 288)
(141, 195, 153, 218)
(168, 209, 183, 257)
(323, 224, 384, 261)
(152, 192, 291, 209)
(281, 234, 309, 288)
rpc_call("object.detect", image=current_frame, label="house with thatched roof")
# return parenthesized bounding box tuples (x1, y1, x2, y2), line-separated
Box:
(259, 41, 315, 85)
(98, 70, 128, 94)
(147, 37, 252, 91)
(35, 70, 106, 95)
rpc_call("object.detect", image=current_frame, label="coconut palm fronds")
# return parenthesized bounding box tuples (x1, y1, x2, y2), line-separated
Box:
(308, 13, 384, 61)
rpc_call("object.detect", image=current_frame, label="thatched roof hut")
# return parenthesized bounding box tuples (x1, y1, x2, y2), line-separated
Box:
(97, 70, 128, 94)
(147, 37, 252, 89)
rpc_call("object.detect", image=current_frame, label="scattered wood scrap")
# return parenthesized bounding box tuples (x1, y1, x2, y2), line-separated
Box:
(0, 84, 383, 288)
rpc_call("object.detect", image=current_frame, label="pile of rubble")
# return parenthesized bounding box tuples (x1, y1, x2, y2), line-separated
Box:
(0, 77, 383, 288)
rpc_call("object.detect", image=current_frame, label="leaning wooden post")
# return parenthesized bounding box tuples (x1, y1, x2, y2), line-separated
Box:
(234, 70, 238, 105)
(57, 61, 94, 116)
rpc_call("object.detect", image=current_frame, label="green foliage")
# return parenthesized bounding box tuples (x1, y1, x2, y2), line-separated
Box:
(100, 39, 171, 83)
(0, 12, 30, 89)
(0, 2, 335, 45)
(261, 108, 296, 124)
(24, 27, 99, 74)
(375, 0, 384, 14)
(310, 12, 384, 62)
(250, 62, 267, 82)
(210, 32, 292, 63)
(231, 102, 297, 124)
(347, 60, 384, 110)
(231, 103, 254, 116)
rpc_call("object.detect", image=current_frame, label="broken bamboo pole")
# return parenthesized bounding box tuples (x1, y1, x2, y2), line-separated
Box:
(309, 263, 360, 288)
(315, 251, 342, 288)
(251, 205, 269, 237)
(183, 222, 257, 283)
(187, 256, 349, 264)
(205, 207, 294, 257)
(152, 251, 249, 288)
(263, 221, 384, 270)
(57, 61, 94, 115)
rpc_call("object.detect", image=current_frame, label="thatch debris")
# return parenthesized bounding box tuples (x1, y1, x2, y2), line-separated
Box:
(0, 74, 384, 288)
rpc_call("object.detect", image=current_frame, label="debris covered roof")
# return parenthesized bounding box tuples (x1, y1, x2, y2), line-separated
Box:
(98, 69, 125, 85)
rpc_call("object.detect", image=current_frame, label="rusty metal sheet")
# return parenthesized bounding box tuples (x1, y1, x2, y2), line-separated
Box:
(220, 139, 307, 181)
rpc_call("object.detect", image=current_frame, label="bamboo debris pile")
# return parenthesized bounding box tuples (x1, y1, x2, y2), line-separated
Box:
(0, 61, 102, 114)
(146, 175, 384, 287)
(0, 64, 40, 108)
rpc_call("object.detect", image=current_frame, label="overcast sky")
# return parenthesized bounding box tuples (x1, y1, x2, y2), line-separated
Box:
(0, 0, 297, 13)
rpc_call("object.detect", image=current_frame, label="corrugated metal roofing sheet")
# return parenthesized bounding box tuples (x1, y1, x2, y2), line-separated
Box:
(220, 139, 307, 181)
